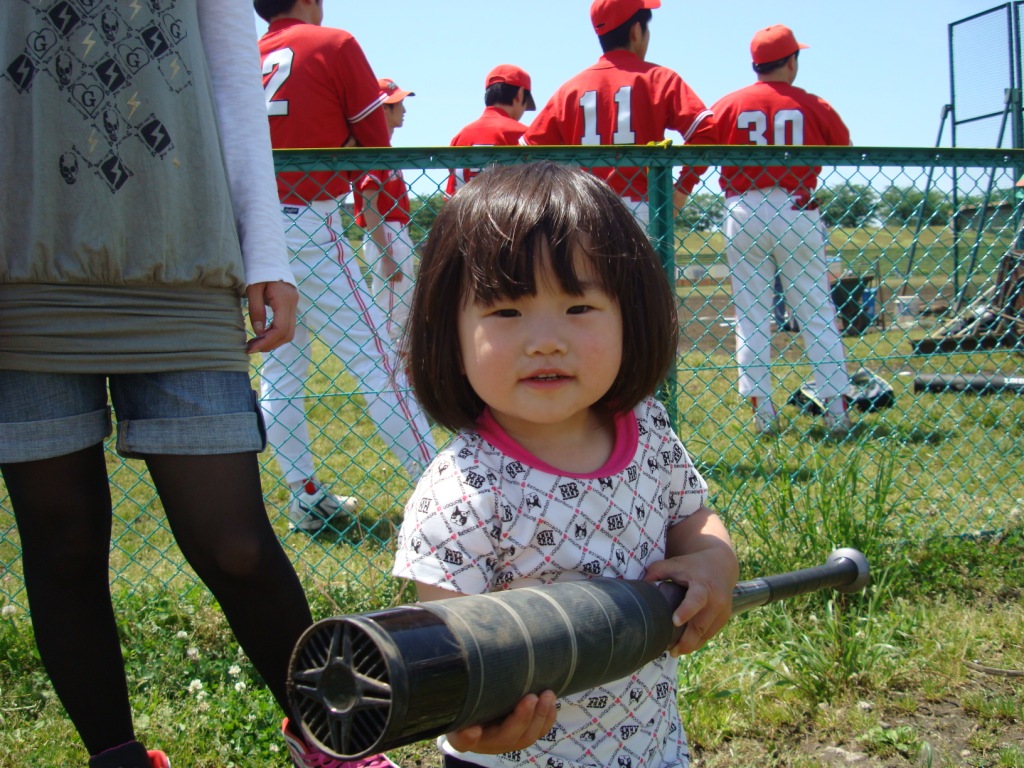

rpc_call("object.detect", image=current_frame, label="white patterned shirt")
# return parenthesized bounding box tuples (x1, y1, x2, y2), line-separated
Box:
(393, 397, 708, 768)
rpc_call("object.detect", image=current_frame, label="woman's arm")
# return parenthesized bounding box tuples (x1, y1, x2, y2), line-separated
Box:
(197, 0, 294, 289)
(198, 0, 297, 352)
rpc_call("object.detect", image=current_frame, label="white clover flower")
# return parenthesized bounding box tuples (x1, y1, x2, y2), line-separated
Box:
(188, 679, 203, 694)
(187, 647, 200, 661)
(197, 690, 208, 702)
(235, 681, 247, 693)
(269, 745, 280, 754)
(229, 664, 241, 676)
(198, 700, 210, 712)
(1, 605, 16, 617)
(175, 630, 188, 640)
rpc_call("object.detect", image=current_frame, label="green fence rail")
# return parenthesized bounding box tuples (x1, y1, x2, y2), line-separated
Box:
(2, 145, 1022, 610)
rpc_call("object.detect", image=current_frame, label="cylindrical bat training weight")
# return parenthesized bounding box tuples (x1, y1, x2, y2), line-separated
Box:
(288, 548, 870, 759)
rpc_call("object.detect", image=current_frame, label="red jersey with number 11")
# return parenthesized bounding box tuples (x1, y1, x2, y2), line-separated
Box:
(709, 81, 850, 196)
(522, 49, 713, 201)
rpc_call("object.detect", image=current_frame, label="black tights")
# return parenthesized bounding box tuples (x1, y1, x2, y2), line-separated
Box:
(2, 445, 313, 756)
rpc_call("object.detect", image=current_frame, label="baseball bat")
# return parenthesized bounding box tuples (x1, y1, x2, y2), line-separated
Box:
(913, 373, 1024, 395)
(287, 548, 870, 759)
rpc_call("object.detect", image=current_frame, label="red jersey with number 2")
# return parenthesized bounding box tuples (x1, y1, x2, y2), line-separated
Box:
(522, 50, 713, 201)
(259, 18, 390, 204)
(709, 81, 850, 196)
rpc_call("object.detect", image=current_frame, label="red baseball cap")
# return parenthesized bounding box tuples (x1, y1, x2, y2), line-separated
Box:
(485, 64, 536, 111)
(590, 0, 660, 35)
(378, 78, 414, 105)
(750, 25, 808, 65)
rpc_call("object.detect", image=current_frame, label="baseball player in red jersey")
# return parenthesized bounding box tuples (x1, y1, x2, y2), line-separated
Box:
(446, 65, 536, 196)
(255, 1, 435, 553)
(354, 78, 416, 341)
(709, 24, 852, 435)
(521, 0, 713, 224)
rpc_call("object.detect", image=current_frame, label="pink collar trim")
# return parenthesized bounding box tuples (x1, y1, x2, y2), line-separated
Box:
(475, 409, 639, 479)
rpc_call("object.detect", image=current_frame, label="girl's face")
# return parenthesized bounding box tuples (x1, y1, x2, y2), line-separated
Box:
(457, 244, 623, 441)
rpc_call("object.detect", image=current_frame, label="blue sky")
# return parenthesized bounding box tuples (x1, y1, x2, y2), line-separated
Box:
(255, 1, 1017, 151)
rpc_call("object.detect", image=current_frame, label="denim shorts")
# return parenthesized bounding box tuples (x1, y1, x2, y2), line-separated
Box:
(0, 370, 266, 463)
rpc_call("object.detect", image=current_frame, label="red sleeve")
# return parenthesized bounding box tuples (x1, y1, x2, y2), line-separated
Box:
(332, 35, 390, 148)
(675, 114, 716, 198)
(356, 171, 385, 193)
(672, 87, 715, 195)
(819, 98, 851, 146)
(663, 72, 712, 142)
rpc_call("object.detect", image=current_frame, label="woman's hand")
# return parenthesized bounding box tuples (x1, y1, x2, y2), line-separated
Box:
(245, 280, 298, 354)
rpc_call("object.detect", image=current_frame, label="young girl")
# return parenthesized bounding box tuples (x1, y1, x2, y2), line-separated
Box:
(393, 162, 739, 768)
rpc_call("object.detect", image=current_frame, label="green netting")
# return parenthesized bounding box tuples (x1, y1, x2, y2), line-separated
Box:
(2, 145, 1023, 610)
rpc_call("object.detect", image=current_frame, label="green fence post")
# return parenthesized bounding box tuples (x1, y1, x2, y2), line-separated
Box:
(648, 157, 678, 425)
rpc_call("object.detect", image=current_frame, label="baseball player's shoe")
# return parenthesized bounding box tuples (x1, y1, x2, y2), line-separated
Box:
(282, 719, 399, 768)
(750, 397, 778, 435)
(823, 396, 852, 436)
(148, 752, 171, 768)
(290, 478, 359, 532)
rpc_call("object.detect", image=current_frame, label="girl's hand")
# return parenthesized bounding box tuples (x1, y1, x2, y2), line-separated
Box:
(644, 508, 738, 656)
(446, 690, 557, 755)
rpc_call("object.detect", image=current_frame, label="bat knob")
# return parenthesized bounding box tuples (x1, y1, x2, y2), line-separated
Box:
(827, 548, 871, 593)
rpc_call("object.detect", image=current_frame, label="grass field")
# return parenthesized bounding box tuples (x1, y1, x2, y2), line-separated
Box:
(1, 478, 1021, 767)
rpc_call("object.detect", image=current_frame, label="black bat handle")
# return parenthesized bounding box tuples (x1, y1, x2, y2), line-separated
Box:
(657, 548, 870, 640)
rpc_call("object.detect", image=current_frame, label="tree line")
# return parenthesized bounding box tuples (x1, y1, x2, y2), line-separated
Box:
(401, 184, 1019, 242)
(677, 185, 1019, 230)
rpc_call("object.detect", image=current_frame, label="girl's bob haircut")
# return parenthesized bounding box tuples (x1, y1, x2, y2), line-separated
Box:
(403, 161, 679, 432)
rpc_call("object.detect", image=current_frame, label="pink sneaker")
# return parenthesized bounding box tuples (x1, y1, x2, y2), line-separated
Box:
(282, 719, 398, 768)
(89, 742, 170, 768)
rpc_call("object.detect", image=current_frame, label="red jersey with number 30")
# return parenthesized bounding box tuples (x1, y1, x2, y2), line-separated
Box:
(258, 19, 390, 204)
(709, 81, 850, 196)
(446, 107, 529, 195)
(522, 50, 713, 201)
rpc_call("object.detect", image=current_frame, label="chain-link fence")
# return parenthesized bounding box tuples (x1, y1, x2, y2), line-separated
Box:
(2, 145, 1023, 611)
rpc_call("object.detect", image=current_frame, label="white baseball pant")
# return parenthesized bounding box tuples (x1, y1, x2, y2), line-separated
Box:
(723, 188, 850, 401)
(361, 220, 415, 343)
(260, 200, 435, 485)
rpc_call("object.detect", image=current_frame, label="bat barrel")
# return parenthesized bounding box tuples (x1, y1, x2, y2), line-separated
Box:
(289, 578, 676, 759)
